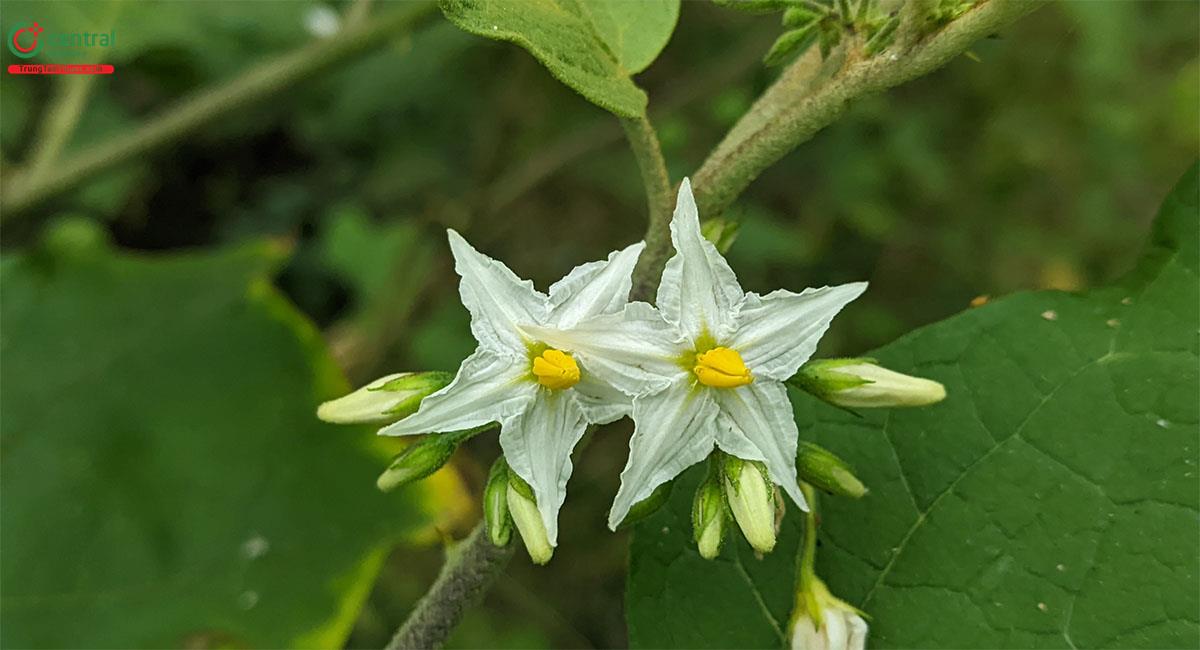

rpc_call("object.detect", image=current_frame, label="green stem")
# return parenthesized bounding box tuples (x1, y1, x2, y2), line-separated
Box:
(691, 0, 1041, 217)
(23, 0, 124, 182)
(385, 522, 515, 650)
(620, 115, 674, 303)
(0, 0, 438, 219)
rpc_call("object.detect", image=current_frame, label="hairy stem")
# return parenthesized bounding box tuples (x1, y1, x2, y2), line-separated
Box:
(386, 522, 515, 650)
(692, 0, 1041, 217)
(620, 115, 675, 303)
(0, 1, 438, 219)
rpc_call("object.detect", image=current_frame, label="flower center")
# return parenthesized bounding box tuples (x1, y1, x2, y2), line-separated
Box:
(693, 346, 753, 388)
(531, 348, 581, 390)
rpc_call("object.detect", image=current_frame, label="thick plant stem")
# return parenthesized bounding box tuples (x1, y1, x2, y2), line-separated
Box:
(386, 522, 515, 650)
(692, 0, 1041, 217)
(620, 115, 675, 303)
(0, 1, 437, 219)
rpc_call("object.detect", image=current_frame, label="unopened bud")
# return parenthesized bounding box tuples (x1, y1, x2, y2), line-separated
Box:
(692, 469, 726, 560)
(701, 217, 740, 253)
(789, 577, 869, 650)
(376, 436, 458, 492)
(618, 480, 674, 530)
(794, 359, 945, 409)
(797, 442, 867, 499)
(506, 480, 553, 565)
(484, 457, 513, 547)
(722, 456, 777, 554)
(317, 371, 453, 424)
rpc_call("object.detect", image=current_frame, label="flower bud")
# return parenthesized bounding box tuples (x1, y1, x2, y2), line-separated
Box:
(317, 371, 453, 424)
(375, 436, 458, 492)
(483, 457, 513, 547)
(789, 578, 868, 650)
(796, 442, 867, 499)
(794, 359, 945, 409)
(701, 217, 740, 253)
(618, 480, 674, 530)
(692, 469, 726, 560)
(506, 480, 553, 565)
(722, 456, 777, 554)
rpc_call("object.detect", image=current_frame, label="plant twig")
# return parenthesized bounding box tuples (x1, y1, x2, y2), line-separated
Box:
(620, 115, 674, 303)
(385, 522, 515, 650)
(0, 0, 438, 219)
(691, 0, 1041, 217)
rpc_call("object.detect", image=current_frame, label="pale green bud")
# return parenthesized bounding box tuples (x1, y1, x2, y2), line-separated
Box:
(722, 456, 777, 554)
(375, 436, 458, 492)
(484, 457, 513, 547)
(692, 470, 726, 560)
(701, 217, 740, 253)
(794, 359, 946, 409)
(317, 371, 453, 424)
(797, 442, 867, 499)
(618, 480, 674, 530)
(506, 481, 553, 565)
(789, 577, 868, 650)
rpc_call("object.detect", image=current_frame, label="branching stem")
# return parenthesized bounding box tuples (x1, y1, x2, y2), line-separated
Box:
(620, 115, 675, 303)
(692, 0, 1041, 217)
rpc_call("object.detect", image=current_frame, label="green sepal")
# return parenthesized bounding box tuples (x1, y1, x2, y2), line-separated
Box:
(863, 14, 900, 56)
(377, 371, 454, 416)
(376, 435, 459, 492)
(506, 465, 537, 503)
(796, 441, 868, 498)
(763, 24, 819, 66)
(781, 6, 821, 28)
(692, 458, 727, 555)
(619, 480, 675, 530)
(700, 217, 741, 254)
(484, 457, 513, 547)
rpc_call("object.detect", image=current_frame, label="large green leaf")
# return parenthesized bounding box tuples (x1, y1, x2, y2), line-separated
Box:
(627, 164, 1199, 649)
(439, 0, 680, 118)
(0, 226, 463, 648)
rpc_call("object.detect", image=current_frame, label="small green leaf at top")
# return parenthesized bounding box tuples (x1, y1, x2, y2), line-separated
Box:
(626, 165, 1199, 649)
(440, 0, 680, 118)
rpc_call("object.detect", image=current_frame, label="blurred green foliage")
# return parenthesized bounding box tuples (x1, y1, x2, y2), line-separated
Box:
(1, 1, 1196, 648)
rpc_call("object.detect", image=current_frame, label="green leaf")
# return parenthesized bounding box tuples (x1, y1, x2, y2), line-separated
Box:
(626, 164, 1199, 649)
(439, 0, 680, 117)
(0, 231, 465, 648)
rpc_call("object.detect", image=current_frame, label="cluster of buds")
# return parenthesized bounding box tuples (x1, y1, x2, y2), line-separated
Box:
(483, 457, 553, 564)
(681, 360, 944, 559)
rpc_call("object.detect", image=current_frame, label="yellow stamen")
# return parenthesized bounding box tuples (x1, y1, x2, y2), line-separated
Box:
(694, 347, 753, 388)
(531, 348, 581, 390)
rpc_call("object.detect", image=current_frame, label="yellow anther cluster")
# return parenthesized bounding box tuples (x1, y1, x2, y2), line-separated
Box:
(532, 348, 581, 390)
(693, 346, 753, 388)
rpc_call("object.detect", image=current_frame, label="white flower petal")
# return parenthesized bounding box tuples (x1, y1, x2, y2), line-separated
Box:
(378, 350, 534, 436)
(608, 380, 720, 529)
(499, 390, 588, 546)
(845, 611, 869, 650)
(570, 363, 631, 425)
(713, 381, 807, 510)
(548, 242, 645, 328)
(656, 178, 744, 342)
(447, 229, 550, 355)
(732, 283, 867, 381)
(523, 302, 684, 396)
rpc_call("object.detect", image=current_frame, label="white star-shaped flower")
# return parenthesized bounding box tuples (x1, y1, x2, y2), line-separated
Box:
(529, 179, 867, 529)
(380, 230, 644, 546)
